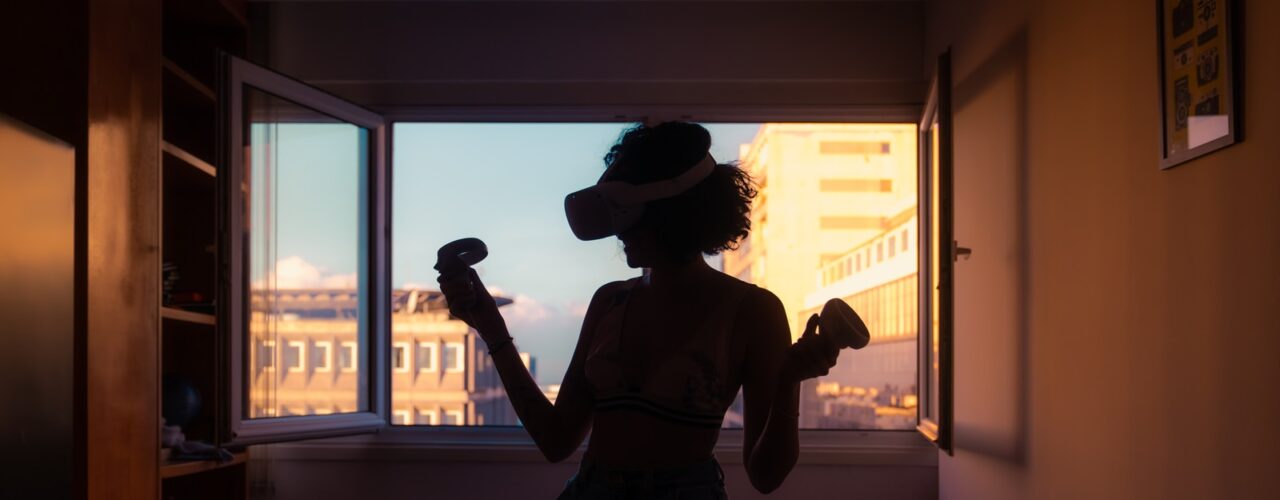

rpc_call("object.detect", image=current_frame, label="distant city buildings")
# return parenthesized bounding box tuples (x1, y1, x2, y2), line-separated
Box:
(248, 288, 533, 426)
(722, 123, 919, 429)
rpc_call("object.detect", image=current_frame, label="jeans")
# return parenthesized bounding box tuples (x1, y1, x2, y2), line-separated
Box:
(556, 457, 728, 500)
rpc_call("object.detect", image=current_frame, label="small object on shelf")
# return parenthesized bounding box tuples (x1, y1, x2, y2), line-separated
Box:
(161, 375, 202, 428)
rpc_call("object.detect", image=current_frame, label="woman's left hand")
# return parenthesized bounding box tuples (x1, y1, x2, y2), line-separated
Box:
(780, 314, 841, 383)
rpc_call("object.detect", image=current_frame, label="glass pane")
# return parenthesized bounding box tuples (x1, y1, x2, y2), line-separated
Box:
(245, 86, 369, 419)
(926, 120, 942, 423)
(725, 124, 919, 430)
(391, 122, 918, 430)
(391, 123, 636, 426)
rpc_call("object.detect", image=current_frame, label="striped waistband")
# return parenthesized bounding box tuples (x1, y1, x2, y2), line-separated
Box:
(594, 394, 724, 429)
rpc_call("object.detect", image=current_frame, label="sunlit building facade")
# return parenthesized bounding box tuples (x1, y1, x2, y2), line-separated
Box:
(721, 123, 918, 429)
(247, 289, 532, 426)
(723, 123, 918, 340)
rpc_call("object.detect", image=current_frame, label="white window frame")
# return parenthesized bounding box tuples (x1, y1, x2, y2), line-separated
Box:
(314, 340, 333, 372)
(339, 341, 358, 373)
(443, 410, 465, 426)
(392, 410, 412, 426)
(443, 342, 465, 373)
(416, 341, 438, 373)
(347, 107, 938, 467)
(285, 340, 307, 373)
(392, 341, 411, 373)
(416, 408, 439, 426)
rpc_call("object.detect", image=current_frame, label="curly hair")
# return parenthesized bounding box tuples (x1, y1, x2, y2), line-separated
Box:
(602, 121, 757, 257)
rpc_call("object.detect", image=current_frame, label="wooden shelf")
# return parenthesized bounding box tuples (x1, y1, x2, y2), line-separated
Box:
(161, 307, 216, 325)
(163, 142, 216, 177)
(163, 58, 216, 101)
(160, 451, 247, 479)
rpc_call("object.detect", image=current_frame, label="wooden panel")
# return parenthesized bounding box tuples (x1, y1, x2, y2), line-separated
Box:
(0, 115, 76, 500)
(85, 0, 163, 498)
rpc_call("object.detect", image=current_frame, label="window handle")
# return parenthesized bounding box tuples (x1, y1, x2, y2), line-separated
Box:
(953, 240, 972, 261)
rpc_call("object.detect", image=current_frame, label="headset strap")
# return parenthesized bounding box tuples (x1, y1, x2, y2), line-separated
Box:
(608, 153, 717, 205)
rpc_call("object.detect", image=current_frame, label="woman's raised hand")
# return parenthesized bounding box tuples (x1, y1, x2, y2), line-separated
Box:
(436, 268, 508, 343)
(781, 314, 841, 383)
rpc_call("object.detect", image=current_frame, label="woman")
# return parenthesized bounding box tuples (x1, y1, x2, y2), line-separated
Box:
(438, 122, 843, 498)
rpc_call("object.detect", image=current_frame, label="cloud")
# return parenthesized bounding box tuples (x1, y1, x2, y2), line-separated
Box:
(501, 293, 553, 329)
(254, 255, 357, 289)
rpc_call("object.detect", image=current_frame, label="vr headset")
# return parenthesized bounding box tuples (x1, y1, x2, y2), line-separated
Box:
(564, 153, 716, 241)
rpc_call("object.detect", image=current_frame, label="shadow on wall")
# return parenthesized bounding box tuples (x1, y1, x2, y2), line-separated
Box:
(949, 27, 1029, 465)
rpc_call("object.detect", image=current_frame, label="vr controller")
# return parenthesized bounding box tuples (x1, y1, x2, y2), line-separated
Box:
(434, 237, 489, 279)
(819, 298, 871, 350)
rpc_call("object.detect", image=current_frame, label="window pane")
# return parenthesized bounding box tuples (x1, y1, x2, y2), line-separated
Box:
(245, 87, 369, 419)
(724, 124, 918, 430)
(391, 122, 917, 430)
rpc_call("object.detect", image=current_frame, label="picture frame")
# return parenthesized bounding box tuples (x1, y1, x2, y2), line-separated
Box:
(1157, 0, 1240, 170)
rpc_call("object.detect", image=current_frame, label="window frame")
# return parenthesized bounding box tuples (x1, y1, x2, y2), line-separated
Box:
(222, 54, 389, 446)
(916, 50, 955, 452)
(363, 105, 942, 463)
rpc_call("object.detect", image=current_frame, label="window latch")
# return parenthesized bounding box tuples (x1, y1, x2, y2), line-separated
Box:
(953, 240, 972, 261)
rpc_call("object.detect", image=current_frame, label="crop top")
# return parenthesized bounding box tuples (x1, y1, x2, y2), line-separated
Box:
(583, 278, 754, 429)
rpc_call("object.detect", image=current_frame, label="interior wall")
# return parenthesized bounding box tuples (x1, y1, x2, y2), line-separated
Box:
(924, 0, 1280, 499)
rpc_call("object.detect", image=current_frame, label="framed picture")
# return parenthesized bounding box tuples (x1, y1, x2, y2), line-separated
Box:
(1157, 0, 1239, 169)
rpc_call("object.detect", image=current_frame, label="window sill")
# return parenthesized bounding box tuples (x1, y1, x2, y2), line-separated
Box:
(259, 428, 938, 468)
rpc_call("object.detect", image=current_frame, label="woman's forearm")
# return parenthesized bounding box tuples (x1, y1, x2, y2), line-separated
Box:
(483, 326, 576, 461)
(747, 378, 801, 493)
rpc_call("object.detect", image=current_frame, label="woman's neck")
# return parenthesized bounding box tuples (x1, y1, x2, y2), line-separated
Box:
(642, 256, 712, 291)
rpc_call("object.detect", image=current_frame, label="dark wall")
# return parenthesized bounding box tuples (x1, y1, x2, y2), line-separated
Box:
(252, 0, 927, 112)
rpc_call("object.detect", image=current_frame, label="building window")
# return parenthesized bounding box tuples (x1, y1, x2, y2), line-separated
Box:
(901, 229, 909, 251)
(313, 341, 332, 372)
(258, 340, 276, 372)
(444, 342, 465, 373)
(339, 341, 357, 372)
(392, 342, 410, 373)
(876, 242, 884, 263)
(442, 410, 465, 426)
(889, 236, 897, 258)
(392, 410, 412, 426)
(284, 340, 306, 373)
(417, 342, 437, 373)
(417, 409, 439, 425)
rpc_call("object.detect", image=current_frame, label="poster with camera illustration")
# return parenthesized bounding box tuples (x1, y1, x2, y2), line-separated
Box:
(1159, 0, 1237, 169)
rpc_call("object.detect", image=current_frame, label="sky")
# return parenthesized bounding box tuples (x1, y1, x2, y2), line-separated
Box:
(255, 121, 762, 385)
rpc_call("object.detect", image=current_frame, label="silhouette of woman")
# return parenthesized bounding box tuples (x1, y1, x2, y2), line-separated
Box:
(438, 122, 842, 499)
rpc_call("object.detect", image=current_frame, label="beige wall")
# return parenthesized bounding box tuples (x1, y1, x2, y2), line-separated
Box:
(925, 0, 1280, 498)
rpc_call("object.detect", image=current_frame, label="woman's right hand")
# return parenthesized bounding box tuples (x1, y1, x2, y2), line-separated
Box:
(436, 268, 509, 343)
(780, 314, 841, 383)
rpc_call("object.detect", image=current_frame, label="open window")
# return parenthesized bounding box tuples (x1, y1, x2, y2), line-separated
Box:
(916, 50, 954, 452)
(221, 55, 389, 445)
